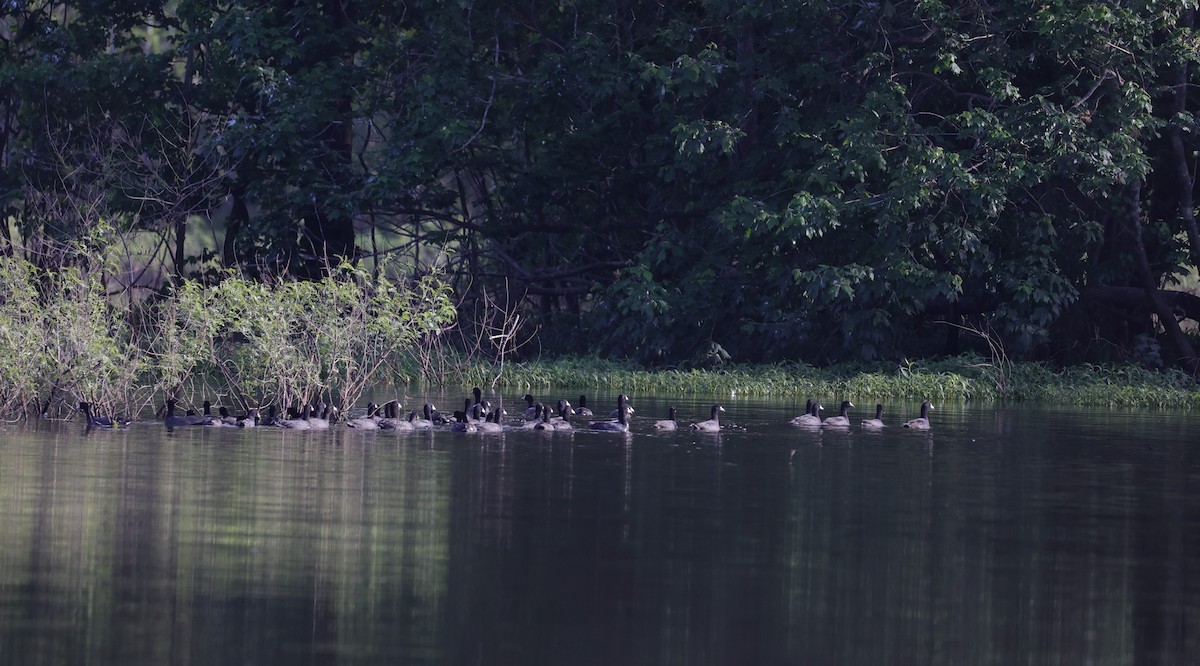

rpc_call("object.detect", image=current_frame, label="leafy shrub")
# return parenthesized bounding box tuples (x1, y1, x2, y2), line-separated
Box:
(42, 265, 151, 416)
(0, 257, 49, 416)
(0, 251, 457, 421)
(168, 264, 456, 413)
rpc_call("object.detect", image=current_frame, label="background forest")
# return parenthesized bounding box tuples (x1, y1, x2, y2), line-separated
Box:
(5, 0, 1200, 374)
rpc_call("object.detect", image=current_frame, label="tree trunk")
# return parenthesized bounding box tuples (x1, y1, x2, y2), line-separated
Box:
(172, 217, 187, 281)
(1078, 285, 1200, 322)
(299, 0, 357, 276)
(223, 184, 248, 269)
(0, 211, 10, 257)
(734, 19, 758, 162)
(1167, 127, 1200, 263)
(1168, 9, 1200, 267)
(1125, 180, 1200, 373)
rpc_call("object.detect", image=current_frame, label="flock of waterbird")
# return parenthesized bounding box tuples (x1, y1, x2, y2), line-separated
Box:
(79, 391, 935, 434)
(788, 399, 933, 430)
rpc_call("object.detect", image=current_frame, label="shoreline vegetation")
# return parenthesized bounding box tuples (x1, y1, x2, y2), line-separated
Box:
(0, 250, 1196, 424)
(460, 357, 1200, 411)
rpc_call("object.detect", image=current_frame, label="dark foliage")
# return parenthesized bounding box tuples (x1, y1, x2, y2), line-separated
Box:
(3, 1, 1200, 370)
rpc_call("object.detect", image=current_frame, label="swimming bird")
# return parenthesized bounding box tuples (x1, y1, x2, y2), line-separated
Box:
(797, 399, 813, 418)
(573, 395, 594, 416)
(609, 396, 635, 418)
(609, 394, 633, 419)
(258, 405, 279, 427)
(79, 402, 124, 429)
(470, 400, 492, 423)
(163, 399, 191, 428)
(276, 405, 313, 429)
(653, 406, 678, 430)
(218, 406, 241, 426)
(477, 407, 506, 432)
(346, 402, 381, 429)
(590, 402, 632, 432)
(861, 404, 885, 429)
(450, 402, 478, 432)
(550, 399, 574, 430)
(469, 387, 492, 422)
(184, 400, 216, 425)
(411, 403, 436, 428)
(305, 403, 331, 430)
(237, 408, 259, 428)
(533, 401, 572, 431)
(378, 401, 414, 430)
(433, 407, 454, 425)
(791, 400, 823, 426)
(822, 400, 854, 427)
(691, 404, 725, 432)
(451, 398, 475, 427)
(534, 403, 557, 431)
(324, 406, 340, 427)
(522, 394, 538, 417)
(903, 401, 934, 430)
(206, 405, 236, 426)
(523, 403, 547, 429)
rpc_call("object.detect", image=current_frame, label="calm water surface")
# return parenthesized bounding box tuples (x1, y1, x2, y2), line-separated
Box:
(1, 394, 1198, 665)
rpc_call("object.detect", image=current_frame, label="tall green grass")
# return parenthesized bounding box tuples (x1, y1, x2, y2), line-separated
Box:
(454, 355, 1200, 408)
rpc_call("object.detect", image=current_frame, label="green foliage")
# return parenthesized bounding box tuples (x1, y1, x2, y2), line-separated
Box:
(0, 257, 50, 415)
(0, 251, 455, 420)
(42, 266, 150, 412)
(168, 265, 455, 412)
(5, 0, 1200, 373)
(0, 254, 153, 419)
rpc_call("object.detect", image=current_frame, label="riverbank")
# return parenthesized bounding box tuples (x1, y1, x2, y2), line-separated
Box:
(454, 355, 1200, 409)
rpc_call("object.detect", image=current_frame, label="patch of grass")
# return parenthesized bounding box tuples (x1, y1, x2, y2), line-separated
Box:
(450, 355, 1200, 409)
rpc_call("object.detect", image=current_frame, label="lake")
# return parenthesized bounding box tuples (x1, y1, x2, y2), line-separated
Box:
(1, 393, 1198, 665)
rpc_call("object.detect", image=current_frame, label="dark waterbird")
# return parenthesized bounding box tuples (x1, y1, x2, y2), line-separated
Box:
(163, 399, 191, 428)
(450, 399, 478, 433)
(276, 405, 313, 430)
(477, 407, 506, 432)
(590, 400, 632, 432)
(861, 404, 885, 429)
(411, 403, 436, 428)
(79, 402, 126, 429)
(791, 400, 822, 426)
(821, 400, 854, 427)
(573, 395, 594, 416)
(346, 402, 381, 429)
(653, 406, 678, 431)
(378, 401, 414, 431)
(690, 404, 724, 432)
(903, 401, 934, 430)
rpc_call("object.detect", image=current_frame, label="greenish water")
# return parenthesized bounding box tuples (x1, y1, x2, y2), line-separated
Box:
(1, 394, 1198, 665)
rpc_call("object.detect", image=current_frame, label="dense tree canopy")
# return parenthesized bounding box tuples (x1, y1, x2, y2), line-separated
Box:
(3, 0, 1200, 370)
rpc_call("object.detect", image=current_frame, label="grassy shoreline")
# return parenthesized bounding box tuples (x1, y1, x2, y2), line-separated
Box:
(452, 355, 1200, 409)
